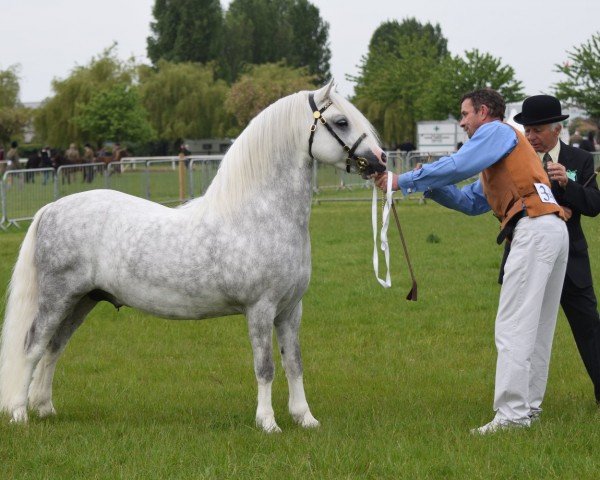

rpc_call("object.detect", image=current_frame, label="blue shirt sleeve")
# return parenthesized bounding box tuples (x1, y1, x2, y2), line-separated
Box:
(398, 121, 517, 195)
(424, 179, 491, 215)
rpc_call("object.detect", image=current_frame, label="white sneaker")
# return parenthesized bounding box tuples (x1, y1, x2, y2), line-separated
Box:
(470, 417, 531, 435)
(529, 409, 542, 423)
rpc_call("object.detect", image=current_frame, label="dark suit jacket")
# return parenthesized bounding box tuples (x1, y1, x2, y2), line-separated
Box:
(552, 142, 600, 288)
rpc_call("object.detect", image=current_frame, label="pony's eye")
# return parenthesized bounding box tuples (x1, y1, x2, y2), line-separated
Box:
(335, 118, 349, 128)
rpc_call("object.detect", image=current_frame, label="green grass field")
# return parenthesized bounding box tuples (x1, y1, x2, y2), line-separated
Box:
(1, 200, 599, 479)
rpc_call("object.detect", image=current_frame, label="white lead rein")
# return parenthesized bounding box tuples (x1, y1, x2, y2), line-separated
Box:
(372, 171, 394, 288)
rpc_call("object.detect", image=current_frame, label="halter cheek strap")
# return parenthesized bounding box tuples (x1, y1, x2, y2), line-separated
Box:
(308, 93, 368, 173)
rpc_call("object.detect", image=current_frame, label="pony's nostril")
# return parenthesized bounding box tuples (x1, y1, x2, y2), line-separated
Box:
(381, 151, 387, 163)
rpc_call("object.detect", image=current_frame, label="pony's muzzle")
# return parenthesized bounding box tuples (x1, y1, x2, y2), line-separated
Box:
(352, 151, 386, 178)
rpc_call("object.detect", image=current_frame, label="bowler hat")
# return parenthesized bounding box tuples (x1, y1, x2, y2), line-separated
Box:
(513, 95, 569, 126)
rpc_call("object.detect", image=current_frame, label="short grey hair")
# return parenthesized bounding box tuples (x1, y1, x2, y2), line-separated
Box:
(548, 122, 562, 132)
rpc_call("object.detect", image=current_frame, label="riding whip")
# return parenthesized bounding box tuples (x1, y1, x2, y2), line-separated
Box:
(391, 202, 418, 301)
(583, 165, 600, 188)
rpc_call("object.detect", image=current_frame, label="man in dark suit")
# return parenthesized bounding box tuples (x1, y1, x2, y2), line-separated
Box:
(506, 95, 600, 406)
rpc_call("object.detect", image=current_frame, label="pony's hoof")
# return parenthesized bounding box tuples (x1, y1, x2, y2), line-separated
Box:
(294, 410, 320, 429)
(10, 406, 28, 424)
(36, 403, 57, 418)
(256, 415, 282, 433)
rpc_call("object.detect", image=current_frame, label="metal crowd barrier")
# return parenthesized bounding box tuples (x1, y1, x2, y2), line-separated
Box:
(1, 168, 56, 228)
(0, 150, 487, 228)
(189, 157, 222, 198)
(0, 156, 230, 228)
(311, 162, 371, 193)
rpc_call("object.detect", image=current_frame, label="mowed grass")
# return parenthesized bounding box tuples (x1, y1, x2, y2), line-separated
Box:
(1, 199, 600, 479)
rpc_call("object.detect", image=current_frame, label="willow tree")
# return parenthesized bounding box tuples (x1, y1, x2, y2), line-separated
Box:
(224, 62, 316, 134)
(34, 45, 136, 148)
(74, 84, 154, 146)
(138, 60, 234, 141)
(0, 65, 30, 146)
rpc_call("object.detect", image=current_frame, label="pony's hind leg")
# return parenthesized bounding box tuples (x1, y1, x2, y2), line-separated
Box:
(274, 300, 319, 428)
(2, 295, 83, 423)
(246, 301, 280, 433)
(28, 296, 97, 418)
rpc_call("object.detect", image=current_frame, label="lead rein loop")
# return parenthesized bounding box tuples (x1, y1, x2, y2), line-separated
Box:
(372, 171, 418, 301)
(372, 172, 393, 288)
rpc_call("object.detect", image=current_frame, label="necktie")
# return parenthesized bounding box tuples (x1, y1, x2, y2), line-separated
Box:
(542, 153, 552, 172)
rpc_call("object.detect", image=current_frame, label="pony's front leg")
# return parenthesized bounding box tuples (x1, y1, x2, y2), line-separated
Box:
(275, 300, 319, 429)
(246, 302, 280, 433)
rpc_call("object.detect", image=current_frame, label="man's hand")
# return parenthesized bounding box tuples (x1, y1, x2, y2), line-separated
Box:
(561, 205, 572, 221)
(374, 172, 399, 192)
(546, 162, 568, 188)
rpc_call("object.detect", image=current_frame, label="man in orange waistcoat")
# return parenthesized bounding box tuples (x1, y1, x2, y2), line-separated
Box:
(375, 88, 569, 434)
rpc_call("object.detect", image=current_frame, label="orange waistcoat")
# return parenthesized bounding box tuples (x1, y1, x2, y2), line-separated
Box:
(480, 125, 564, 229)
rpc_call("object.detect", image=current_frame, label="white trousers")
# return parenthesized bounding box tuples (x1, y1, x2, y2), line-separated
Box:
(493, 214, 569, 422)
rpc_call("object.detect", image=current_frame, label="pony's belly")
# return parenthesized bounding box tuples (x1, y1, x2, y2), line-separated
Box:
(117, 288, 243, 320)
(138, 303, 242, 320)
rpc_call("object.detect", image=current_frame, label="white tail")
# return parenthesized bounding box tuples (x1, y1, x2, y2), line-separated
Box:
(0, 204, 50, 414)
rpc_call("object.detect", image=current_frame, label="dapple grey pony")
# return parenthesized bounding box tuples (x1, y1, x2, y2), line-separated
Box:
(0, 82, 386, 432)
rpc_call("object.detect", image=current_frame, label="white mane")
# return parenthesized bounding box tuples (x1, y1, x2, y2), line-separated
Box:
(181, 88, 378, 219)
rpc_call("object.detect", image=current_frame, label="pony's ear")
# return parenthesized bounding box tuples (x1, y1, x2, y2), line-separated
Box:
(314, 79, 335, 105)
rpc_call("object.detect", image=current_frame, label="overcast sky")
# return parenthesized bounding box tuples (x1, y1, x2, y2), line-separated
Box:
(1, 0, 598, 103)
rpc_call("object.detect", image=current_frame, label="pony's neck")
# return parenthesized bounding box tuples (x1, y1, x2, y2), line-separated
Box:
(198, 93, 313, 220)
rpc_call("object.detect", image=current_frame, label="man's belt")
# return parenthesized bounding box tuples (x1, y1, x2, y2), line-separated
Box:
(496, 210, 526, 245)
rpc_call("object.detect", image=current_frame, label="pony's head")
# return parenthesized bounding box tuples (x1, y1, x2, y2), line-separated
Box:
(307, 82, 387, 178)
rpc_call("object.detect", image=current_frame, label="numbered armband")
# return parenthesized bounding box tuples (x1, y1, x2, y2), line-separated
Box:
(533, 182, 558, 205)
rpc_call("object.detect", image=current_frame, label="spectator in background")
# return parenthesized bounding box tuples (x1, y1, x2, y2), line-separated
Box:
(25, 151, 41, 183)
(40, 146, 53, 185)
(0, 144, 5, 177)
(82, 143, 95, 183)
(5, 141, 20, 187)
(579, 131, 597, 153)
(65, 143, 81, 164)
(6, 141, 19, 170)
(64, 143, 81, 184)
(399, 139, 416, 152)
(570, 130, 583, 148)
(112, 143, 121, 161)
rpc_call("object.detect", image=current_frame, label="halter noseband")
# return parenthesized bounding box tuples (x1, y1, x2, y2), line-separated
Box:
(307, 93, 369, 174)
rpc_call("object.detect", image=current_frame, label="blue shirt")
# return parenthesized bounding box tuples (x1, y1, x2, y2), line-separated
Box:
(398, 121, 518, 215)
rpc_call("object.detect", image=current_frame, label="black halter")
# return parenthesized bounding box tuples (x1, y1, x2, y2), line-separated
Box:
(308, 93, 369, 174)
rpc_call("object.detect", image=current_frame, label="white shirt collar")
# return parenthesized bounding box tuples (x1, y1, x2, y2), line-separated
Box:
(537, 140, 561, 163)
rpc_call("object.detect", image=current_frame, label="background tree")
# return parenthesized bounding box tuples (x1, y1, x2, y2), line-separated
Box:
(220, 0, 330, 83)
(74, 84, 154, 146)
(351, 18, 449, 147)
(147, 0, 224, 65)
(0, 65, 30, 147)
(555, 32, 600, 125)
(224, 62, 316, 133)
(420, 49, 525, 120)
(34, 45, 136, 148)
(138, 60, 233, 141)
